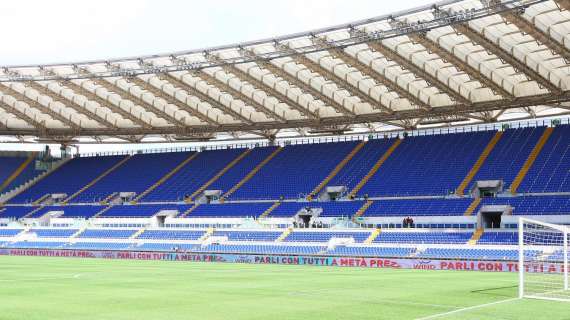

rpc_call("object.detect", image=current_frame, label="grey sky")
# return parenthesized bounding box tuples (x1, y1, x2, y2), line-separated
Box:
(0, 0, 429, 66)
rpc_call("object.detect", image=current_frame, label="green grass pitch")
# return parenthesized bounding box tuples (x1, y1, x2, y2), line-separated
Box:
(0, 256, 567, 320)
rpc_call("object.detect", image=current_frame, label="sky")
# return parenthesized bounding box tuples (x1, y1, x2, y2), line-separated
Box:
(0, 0, 429, 66)
(0, 0, 430, 154)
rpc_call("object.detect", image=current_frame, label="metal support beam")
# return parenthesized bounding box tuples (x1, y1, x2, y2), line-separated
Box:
(25, 81, 117, 129)
(314, 36, 431, 110)
(206, 54, 319, 119)
(352, 30, 471, 105)
(451, 22, 563, 94)
(276, 42, 394, 113)
(127, 75, 220, 126)
(84, 74, 186, 127)
(0, 99, 45, 130)
(58, 79, 152, 129)
(2, 91, 568, 138)
(406, 31, 514, 98)
(242, 49, 355, 116)
(0, 84, 79, 130)
(190, 69, 287, 122)
(555, 0, 570, 11)
(498, 3, 570, 62)
(162, 72, 254, 125)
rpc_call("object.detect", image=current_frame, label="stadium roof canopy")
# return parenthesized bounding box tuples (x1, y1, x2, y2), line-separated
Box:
(1, 0, 570, 144)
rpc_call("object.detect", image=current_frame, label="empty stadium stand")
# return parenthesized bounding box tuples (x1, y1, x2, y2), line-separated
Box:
(479, 196, 570, 215)
(78, 229, 137, 239)
(364, 198, 473, 217)
(469, 127, 544, 191)
(9, 155, 127, 204)
(26, 205, 106, 219)
(519, 124, 570, 193)
(284, 230, 371, 243)
(98, 204, 189, 218)
(229, 141, 359, 200)
(373, 231, 473, 244)
(187, 202, 273, 218)
(141, 148, 246, 202)
(71, 152, 194, 203)
(269, 201, 364, 217)
(0, 123, 568, 265)
(357, 131, 495, 197)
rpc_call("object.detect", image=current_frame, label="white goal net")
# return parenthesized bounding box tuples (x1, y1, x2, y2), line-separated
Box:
(519, 218, 569, 301)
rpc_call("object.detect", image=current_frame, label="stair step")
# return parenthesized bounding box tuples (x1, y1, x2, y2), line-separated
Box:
(468, 228, 484, 245)
(64, 155, 132, 203)
(92, 205, 113, 218)
(222, 147, 283, 199)
(199, 227, 215, 241)
(510, 127, 554, 194)
(2, 157, 72, 204)
(308, 141, 366, 201)
(349, 139, 401, 198)
(0, 152, 37, 193)
(32, 194, 51, 206)
(276, 227, 293, 242)
(364, 228, 381, 244)
(464, 198, 481, 216)
(259, 202, 281, 219)
(352, 200, 374, 223)
(130, 227, 147, 239)
(134, 152, 200, 202)
(456, 131, 503, 196)
(180, 203, 200, 218)
(188, 149, 252, 201)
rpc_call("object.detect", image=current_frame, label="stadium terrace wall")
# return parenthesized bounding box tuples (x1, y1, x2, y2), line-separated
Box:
(1, 248, 564, 274)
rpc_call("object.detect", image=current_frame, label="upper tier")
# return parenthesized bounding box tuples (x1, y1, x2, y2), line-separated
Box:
(2, 124, 570, 205)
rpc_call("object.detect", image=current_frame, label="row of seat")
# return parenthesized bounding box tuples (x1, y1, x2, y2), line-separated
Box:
(2, 194, 570, 219)
(0, 241, 557, 262)
(0, 228, 527, 246)
(4, 125, 570, 204)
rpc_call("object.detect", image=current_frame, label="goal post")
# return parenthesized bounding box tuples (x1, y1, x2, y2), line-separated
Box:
(519, 217, 569, 301)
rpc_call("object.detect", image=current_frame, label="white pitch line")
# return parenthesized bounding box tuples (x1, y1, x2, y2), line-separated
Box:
(0, 273, 83, 282)
(414, 298, 518, 320)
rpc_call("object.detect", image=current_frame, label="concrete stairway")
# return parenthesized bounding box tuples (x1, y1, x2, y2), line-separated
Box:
(100, 192, 118, 205)
(21, 206, 45, 219)
(510, 127, 554, 194)
(0, 157, 72, 204)
(468, 228, 484, 245)
(188, 149, 252, 201)
(130, 227, 146, 239)
(456, 131, 503, 196)
(70, 227, 87, 238)
(352, 200, 374, 223)
(349, 139, 401, 198)
(222, 147, 283, 199)
(464, 198, 481, 216)
(258, 202, 281, 219)
(63, 155, 133, 203)
(0, 152, 37, 193)
(276, 227, 293, 242)
(92, 206, 113, 218)
(180, 203, 200, 218)
(32, 194, 51, 206)
(199, 227, 214, 241)
(364, 228, 381, 244)
(133, 152, 200, 202)
(308, 141, 366, 201)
